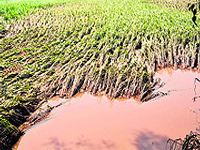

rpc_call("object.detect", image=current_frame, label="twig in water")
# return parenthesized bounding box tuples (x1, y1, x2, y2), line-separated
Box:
(193, 78, 200, 101)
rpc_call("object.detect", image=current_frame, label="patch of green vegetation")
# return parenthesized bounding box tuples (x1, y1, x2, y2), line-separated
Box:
(0, 117, 22, 149)
(0, 0, 72, 20)
(142, 0, 194, 11)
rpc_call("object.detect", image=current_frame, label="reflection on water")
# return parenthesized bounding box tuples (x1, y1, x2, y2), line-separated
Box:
(134, 131, 169, 150)
(14, 68, 200, 150)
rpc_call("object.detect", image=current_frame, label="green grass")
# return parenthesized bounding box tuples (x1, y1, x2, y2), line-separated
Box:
(0, 0, 79, 20)
(0, 0, 200, 149)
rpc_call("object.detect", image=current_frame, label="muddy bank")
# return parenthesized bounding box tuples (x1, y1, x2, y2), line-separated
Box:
(13, 68, 200, 150)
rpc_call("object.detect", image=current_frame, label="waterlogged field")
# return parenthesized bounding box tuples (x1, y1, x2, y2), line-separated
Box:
(13, 69, 200, 150)
(0, 0, 200, 149)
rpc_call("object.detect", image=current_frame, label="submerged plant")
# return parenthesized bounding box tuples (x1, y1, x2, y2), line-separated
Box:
(167, 131, 200, 150)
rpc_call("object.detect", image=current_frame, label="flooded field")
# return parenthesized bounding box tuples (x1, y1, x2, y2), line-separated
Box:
(13, 68, 200, 150)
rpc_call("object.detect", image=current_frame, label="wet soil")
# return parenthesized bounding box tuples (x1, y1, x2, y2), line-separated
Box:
(13, 68, 200, 150)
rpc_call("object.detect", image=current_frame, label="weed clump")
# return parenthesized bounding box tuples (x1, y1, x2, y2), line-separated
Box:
(167, 131, 200, 150)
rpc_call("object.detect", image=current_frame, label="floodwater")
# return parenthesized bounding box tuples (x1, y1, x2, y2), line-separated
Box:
(13, 68, 200, 150)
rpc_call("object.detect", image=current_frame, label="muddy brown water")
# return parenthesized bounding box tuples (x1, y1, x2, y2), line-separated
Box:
(13, 68, 200, 150)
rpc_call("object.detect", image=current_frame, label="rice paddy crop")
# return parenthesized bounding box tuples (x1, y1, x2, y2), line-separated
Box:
(142, 0, 193, 10)
(0, 0, 77, 20)
(0, 0, 200, 149)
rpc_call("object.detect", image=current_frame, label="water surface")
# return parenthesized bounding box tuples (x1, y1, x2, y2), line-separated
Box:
(14, 68, 200, 150)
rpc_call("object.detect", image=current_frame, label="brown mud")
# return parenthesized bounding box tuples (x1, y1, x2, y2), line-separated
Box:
(13, 68, 200, 150)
